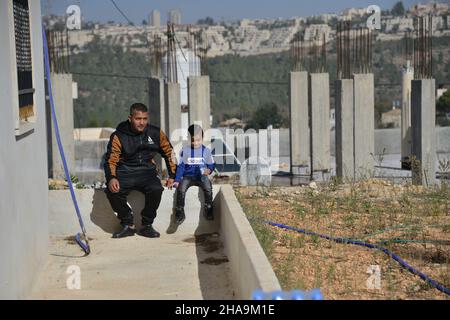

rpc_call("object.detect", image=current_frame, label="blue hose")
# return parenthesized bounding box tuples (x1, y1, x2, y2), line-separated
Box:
(265, 221, 450, 296)
(42, 26, 90, 255)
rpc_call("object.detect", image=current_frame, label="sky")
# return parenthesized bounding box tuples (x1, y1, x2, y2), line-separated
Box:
(43, 0, 440, 24)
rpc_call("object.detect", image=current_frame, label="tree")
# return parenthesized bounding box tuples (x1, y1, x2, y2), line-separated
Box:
(142, 19, 147, 25)
(437, 89, 450, 114)
(87, 118, 99, 128)
(391, 1, 405, 16)
(246, 102, 283, 129)
(438, 52, 444, 64)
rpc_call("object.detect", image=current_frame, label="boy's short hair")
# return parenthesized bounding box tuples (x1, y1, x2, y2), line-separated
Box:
(188, 124, 204, 138)
(130, 103, 148, 115)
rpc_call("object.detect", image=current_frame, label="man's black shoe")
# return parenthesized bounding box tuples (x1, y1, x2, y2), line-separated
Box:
(112, 225, 136, 239)
(175, 208, 186, 225)
(138, 225, 160, 238)
(205, 205, 214, 221)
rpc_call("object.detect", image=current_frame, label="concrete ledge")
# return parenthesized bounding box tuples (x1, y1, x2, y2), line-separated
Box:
(48, 187, 220, 236)
(218, 185, 281, 299)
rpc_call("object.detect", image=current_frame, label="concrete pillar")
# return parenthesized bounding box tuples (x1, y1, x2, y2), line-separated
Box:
(164, 82, 181, 143)
(148, 77, 166, 172)
(335, 79, 354, 179)
(353, 73, 375, 179)
(289, 71, 309, 174)
(411, 79, 436, 186)
(47, 73, 75, 180)
(188, 75, 211, 132)
(401, 63, 414, 169)
(309, 73, 330, 173)
(148, 77, 165, 132)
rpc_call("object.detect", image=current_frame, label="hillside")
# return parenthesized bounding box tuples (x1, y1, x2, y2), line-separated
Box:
(71, 36, 450, 129)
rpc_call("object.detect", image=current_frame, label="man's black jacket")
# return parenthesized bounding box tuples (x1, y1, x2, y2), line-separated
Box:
(104, 121, 177, 183)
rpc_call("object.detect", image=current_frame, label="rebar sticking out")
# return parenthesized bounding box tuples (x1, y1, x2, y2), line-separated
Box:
(47, 29, 70, 74)
(336, 21, 372, 79)
(413, 15, 433, 79)
(166, 23, 178, 83)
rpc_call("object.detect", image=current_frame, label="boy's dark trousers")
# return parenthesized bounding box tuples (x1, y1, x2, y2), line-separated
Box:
(175, 176, 213, 210)
(105, 165, 164, 227)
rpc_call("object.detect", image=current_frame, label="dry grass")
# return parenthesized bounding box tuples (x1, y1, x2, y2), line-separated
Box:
(235, 178, 450, 300)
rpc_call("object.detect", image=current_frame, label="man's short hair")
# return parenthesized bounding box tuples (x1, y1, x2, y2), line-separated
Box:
(188, 124, 204, 137)
(130, 103, 148, 115)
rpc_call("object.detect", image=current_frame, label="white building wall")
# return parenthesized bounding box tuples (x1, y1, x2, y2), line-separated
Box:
(0, 0, 49, 299)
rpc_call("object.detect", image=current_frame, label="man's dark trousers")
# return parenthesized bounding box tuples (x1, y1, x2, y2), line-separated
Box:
(106, 165, 164, 227)
(175, 176, 213, 210)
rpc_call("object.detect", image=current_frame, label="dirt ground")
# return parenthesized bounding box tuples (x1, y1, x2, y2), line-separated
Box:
(235, 178, 450, 300)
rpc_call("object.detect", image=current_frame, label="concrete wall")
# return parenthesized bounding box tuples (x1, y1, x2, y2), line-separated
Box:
(333, 127, 450, 157)
(335, 79, 355, 178)
(74, 139, 108, 184)
(411, 79, 436, 185)
(436, 127, 450, 154)
(70, 126, 450, 185)
(401, 67, 414, 162)
(231, 128, 450, 159)
(164, 82, 181, 143)
(188, 76, 211, 132)
(218, 185, 281, 299)
(309, 73, 331, 171)
(0, 0, 49, 299)
(353, 74, 375, 178)
(289, 72, 310, 171)
(48, 73, 75, 179)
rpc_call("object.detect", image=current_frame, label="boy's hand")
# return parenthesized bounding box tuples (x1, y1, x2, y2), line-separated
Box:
(203, 169, 211, 176)
(173, 182, 179, 189)
(165, 178, 175, 189)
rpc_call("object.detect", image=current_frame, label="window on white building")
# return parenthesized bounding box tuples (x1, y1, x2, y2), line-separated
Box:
(13, 0, 35, 123)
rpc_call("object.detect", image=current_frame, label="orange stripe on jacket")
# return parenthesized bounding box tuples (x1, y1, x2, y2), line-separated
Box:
(108, 134, 122, 178)
(159, 130, 177, 177)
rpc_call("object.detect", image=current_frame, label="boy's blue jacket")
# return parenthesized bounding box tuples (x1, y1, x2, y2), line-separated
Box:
(174, 145, 215, 182)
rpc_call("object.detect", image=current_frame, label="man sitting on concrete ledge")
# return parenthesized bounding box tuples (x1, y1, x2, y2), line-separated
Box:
(104, 103, 177, 239)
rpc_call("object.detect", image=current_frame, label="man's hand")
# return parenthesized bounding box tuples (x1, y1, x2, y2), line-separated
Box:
(108, 178, 120, 193)
(172, 182, 179, 189)
(203, 168, 211, 176)
(165, 178, 175, 189)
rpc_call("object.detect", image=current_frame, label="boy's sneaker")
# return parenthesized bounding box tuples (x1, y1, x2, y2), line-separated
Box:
(112, 225, 136, 239)
(175, 208, 186, 225)
(138, 225, 160, 238)
(205, 204, 214, 221)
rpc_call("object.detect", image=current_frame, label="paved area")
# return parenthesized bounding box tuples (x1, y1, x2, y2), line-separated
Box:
(31, 187, 235, 300)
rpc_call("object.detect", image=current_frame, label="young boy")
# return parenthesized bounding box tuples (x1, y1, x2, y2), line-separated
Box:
(173, 124, 215, 224)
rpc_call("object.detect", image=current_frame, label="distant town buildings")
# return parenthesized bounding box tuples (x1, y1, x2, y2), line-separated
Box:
(341, 7, 367, 20)
(304, 24, 332, 42)
(168, 9, 181, 25)
(59, 2, 450, 57)
(384, 16, 414, 33)
(149, 10, 160, 28)
(410, 2, 449, 15)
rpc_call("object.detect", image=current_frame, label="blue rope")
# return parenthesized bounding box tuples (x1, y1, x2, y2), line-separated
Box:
(42, 26, 90, 255)
(265, 221, 450, 296)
